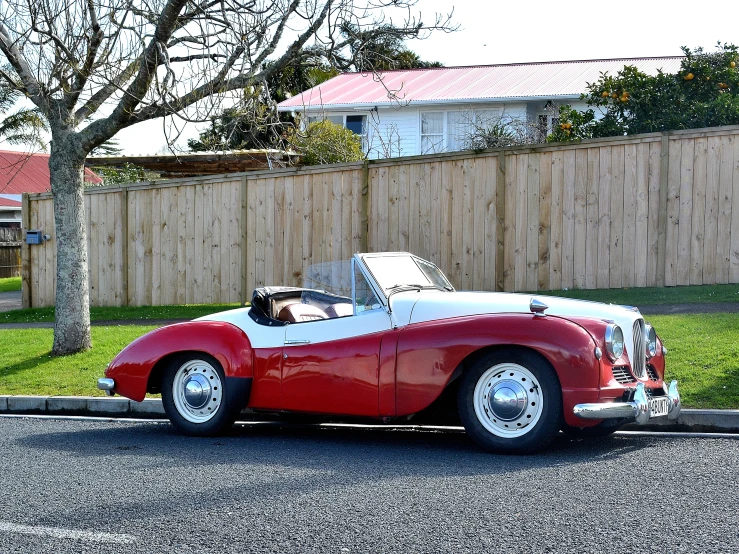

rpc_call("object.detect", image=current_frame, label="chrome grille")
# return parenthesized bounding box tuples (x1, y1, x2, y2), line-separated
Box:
(646, 365, 659, 382)
(632, 319, 646, 378)
(612, 366, 636, 384)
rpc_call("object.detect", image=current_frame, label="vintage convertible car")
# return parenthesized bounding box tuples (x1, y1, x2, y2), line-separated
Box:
(98, 251, 681, 453)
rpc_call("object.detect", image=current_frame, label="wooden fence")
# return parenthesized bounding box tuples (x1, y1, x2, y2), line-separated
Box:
(0, 227, 21, 278)
(23, 125, 739, 308)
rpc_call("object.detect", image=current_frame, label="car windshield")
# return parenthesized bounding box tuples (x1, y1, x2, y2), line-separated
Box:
(361, 253, 453, 295)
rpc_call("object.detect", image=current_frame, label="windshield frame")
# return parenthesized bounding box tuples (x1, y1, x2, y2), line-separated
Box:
(355, 252, 454, 302)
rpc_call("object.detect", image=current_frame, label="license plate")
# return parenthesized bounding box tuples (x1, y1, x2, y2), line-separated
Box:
(649, 397, 669, 418)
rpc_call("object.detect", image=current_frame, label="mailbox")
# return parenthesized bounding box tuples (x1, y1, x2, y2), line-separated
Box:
(26, 230, 44, 244)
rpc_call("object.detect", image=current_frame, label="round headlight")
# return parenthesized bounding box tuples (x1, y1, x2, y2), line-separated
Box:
(605, 324, 624, 361)
(645, 324, 658, 358)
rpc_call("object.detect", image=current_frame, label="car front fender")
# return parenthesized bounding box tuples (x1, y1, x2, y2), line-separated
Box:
(105, 321, 253, 402)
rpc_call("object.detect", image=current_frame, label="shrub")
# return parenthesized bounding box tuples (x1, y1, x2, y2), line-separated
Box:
(292, 120, 364, 165)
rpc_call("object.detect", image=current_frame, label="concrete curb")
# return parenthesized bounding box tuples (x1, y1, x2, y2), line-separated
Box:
(0, 396, 166, 418)
(0, 396, 738, 433)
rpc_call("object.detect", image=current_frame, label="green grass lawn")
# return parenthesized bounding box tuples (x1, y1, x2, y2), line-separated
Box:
(0, 277, 21, 293)
(536, 283, 739, 305)
(0, 303, 242, 324)
(0, 312, 737, 409)
(650, 313, 739, 409)
(0, 325, 157, 397)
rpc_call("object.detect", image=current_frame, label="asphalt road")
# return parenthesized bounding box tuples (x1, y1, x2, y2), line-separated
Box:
(1, 417, 738, 553)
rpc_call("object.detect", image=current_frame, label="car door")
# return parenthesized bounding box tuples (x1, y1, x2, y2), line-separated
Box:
(281, 308, 392, 416)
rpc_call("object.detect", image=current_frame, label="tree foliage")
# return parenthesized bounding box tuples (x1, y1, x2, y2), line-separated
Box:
(0, 76, 47, 149)
(549, 43, 739, 143)
(0, 0, 452, 354)
(187, 33, 441, 153)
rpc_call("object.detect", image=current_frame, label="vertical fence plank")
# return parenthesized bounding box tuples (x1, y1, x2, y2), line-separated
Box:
(514, 154, 528, 291)
(677, 139, 695, 286)
(561, 150, 576, 290)
(484, 156, 498, 291)
(439, 160, 453, 278)
(621, 144, 637, 288)
(537, 152, 552, 291)
(585, 148, 600, 289)
(648, 140, 663, 286)
(472, 156, 487, 290)
(609, 145, 625, 289)
(690, 138, 708, 284)
(503, 153, 516, 291)
(731, 136, 739, 283)
(664, 138, 682, 286)
(549, 151, 563, 291)
(634, 143, 650, 287)
(597, 147, 611, 289)
(703, 136, 720, 285)
(716, 135, 734, 284)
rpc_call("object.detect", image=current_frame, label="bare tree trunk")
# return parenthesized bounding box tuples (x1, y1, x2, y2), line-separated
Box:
(49, 137, 91, 355)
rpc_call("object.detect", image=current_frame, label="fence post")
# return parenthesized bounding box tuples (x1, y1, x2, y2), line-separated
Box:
(360, 160, 370, 253)
(240, 174, 249, 305)
(495, 151, 507, 291)
(120, 185, 129, 306)
(656, 133, 670, 287)
(20, 193, 31, 308)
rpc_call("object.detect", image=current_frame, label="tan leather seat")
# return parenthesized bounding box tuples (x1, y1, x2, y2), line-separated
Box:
(278, 303, 329, 323)
(325, 303, 353, 318)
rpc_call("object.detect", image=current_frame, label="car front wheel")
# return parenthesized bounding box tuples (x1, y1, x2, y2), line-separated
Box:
(162, 354, 238, 436)
(458, 349, 562, 454)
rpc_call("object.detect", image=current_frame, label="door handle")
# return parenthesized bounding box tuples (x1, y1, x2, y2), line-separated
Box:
(285, 339, 311, 345)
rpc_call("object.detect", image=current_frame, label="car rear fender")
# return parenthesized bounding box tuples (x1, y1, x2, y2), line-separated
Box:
(105, 321, 253, 402)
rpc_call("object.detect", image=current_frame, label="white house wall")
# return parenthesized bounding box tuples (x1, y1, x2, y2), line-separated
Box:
(303, 99, 592, 160)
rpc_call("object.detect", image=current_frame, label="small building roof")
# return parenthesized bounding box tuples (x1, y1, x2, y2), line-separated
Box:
(0, 150, 102, 194)
(86, 150, 299, 178)
(277, 57, 684, 111)
(0, 196, 21, 208)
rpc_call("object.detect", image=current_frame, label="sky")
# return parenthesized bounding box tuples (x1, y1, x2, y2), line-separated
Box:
(4, 0, 739, 155)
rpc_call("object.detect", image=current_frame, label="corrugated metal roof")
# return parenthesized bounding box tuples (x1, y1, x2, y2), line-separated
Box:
(278, 57, 684, 110)
(0, 196, 21, 207)
(0, 150, 102, 194)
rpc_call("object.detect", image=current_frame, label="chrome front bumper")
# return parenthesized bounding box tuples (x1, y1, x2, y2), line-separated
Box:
(97, 378, 115, 397)
(573, 381, 681, 424)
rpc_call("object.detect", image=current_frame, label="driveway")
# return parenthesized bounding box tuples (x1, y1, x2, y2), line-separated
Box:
(0, 291, 21, 313)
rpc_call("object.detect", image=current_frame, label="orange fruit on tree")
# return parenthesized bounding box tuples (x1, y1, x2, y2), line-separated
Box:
(731, 61, 736, 68)
(684, 72, 694, 81)
(601, 91, 610, 98)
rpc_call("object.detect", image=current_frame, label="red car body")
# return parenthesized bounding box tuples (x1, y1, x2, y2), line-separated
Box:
(100, 252, 680, 453)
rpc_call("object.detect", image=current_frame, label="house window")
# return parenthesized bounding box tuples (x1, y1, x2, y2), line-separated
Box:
(447, 109, 502, 151)
(420, 112, 444, 154)
(307, 114, 366, 136)
(345, 115, 366, 135)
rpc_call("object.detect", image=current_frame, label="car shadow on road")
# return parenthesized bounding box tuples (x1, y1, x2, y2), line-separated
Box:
(19, 419, 656, 471)
(15, 421, 664, 528)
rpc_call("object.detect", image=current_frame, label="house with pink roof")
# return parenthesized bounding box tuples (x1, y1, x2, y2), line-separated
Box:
(277, 57, 683, 159)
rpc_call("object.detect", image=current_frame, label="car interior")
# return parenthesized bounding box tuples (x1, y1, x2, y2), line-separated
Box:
(249, 287, 354, 325)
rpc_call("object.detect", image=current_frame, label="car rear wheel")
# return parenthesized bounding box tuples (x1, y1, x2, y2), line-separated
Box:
(162, 354, 238, 436)
(458, 349, 562, 454)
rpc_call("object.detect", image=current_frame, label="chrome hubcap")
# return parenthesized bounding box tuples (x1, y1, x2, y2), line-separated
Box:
(473, 362, 543, 438)
(172, 360, 223, 424)
(183, 373, 212, 409)
(490, 381, 527, 421)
